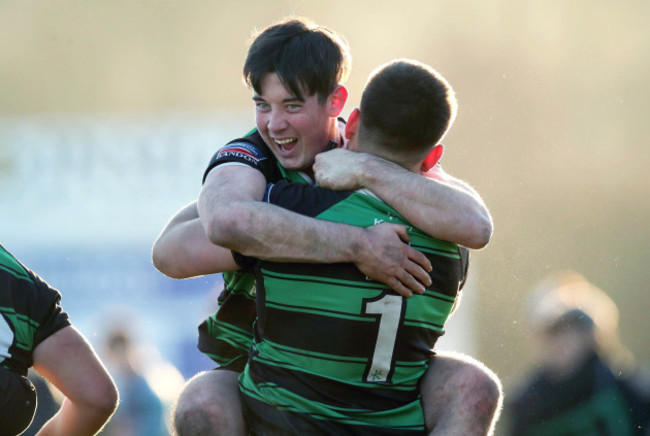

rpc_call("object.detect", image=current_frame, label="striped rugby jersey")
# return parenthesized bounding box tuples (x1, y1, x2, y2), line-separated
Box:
(238, 181, 469, 435)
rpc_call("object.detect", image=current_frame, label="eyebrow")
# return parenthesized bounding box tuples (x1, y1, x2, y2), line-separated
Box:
(252, 95, 305, 103)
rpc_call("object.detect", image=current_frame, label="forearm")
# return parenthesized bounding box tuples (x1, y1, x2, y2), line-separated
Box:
(199, 164, 433, 296)
(199, 166, 365, 263)
(356, 156, 492, 248)
(152, 201, 237, 278)
(33, 327, 118, 436)
(36, 399, 113, 436)
(202, 198, 365, 263)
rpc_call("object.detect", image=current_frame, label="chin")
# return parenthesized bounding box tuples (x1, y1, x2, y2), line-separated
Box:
(277, 158, 300, 171)
(279, 160, 300, 171)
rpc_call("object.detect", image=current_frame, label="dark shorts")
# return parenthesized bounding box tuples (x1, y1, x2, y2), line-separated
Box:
(0, 368, 37, 436)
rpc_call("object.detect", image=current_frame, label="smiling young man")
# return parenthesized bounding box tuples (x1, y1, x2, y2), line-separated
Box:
(153, 17, 498, 436)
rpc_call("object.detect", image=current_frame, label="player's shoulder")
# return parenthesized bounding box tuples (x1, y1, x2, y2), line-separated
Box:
(0, 244, 30, 281)
(203, 129, 279, 183)
(218, 129, 272, 163)
(0, 247, 66, 331)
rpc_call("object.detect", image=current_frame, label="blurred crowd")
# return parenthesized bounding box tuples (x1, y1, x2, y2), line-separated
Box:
(502, 271, 650, 435)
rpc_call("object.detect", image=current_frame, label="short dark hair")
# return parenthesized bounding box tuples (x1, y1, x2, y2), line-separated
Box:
(359, 59, 457, 157)
(243, 17, 351, 103)
(547, 309, 595, 336)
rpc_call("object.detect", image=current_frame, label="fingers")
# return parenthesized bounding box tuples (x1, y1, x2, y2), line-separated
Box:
(394, 225, 411, 244)
(398, 230, 433, 288)
(403, 261, 431, 291)
(404, 244, 432, 276)
(379, 263, 428, 296)
(357, 223, 432, 296)
(364, 256, 430, 296)
(385, 277, 413, 298)
(357, 263, 423, 297)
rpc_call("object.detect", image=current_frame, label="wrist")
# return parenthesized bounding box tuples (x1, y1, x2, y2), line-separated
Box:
(340, 225, 369, 264)
(355, 153, 386, 189)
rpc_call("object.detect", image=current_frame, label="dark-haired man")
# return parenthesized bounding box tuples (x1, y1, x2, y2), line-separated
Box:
(153, 17, 498, 436)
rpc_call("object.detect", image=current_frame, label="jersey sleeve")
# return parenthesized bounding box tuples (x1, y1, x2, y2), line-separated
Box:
(264, 180, 353, 218)
(0, 246, 71, 373)
(202, 140, 275, 184)
(30, 274, 70, 349)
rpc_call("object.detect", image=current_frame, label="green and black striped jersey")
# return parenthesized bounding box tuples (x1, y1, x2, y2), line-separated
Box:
(197, 128, 312, 371)
(0, 244, 70, 376)
(238, 181, 469, 435)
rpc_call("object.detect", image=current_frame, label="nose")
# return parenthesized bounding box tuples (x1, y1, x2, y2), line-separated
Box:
(267, 109, 288, 133)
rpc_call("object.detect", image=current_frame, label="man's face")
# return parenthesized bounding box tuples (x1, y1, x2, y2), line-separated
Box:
(254, 73, 335, 172)
(533, 325, 594, 378)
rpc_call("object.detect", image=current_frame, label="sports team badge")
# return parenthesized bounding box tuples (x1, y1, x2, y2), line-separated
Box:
(216, 141, 267, 165)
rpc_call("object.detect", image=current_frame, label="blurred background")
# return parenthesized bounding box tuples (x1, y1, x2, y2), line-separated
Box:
(1, 1, 648, 434)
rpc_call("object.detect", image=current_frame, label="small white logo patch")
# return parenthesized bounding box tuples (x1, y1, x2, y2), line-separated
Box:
(0, 314, 14, 360)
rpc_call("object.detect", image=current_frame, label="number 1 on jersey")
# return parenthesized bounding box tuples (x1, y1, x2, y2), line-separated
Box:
(362, 294, 404, 383)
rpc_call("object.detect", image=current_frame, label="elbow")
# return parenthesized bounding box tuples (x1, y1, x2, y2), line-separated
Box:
(203, 215, 229, 247)
(151, 242, 166, 274)
(151, 242, 182, 279)
(197, 191, 254, 250)
(463, 214, 493, 250)
(152, 253, 191, 279)
(81, 374, 119, 422)
(202, 205, 248, 249)
(97, 381, 119, 421)
(151, 240, 197, 279)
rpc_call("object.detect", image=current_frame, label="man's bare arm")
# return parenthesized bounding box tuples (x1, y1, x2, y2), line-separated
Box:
(33, 326, 118, 436)
(152, 201, 239, 278)
(153, 197, 426, 296)
(197, 164, 432, 296)
(313, 149, 493, 249)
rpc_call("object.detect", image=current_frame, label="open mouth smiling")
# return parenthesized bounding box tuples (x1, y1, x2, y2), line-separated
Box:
(274, 137, 297, 151)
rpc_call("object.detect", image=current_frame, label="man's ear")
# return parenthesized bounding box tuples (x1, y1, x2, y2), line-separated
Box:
(345, 108, 361, 139)
(328, 85, 348, 117)
(420, 144, 444, 172)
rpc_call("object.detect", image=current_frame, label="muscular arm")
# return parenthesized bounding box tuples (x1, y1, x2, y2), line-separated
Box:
(152, 200, 239, 278)
(33, 326, 118, 436)
(314, 149, 493, 249)
(197, 164, 432, 296)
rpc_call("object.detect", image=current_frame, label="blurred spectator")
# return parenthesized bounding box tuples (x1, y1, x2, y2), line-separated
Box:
(100, 328, 168, 436)
(506, 271, 650, 435)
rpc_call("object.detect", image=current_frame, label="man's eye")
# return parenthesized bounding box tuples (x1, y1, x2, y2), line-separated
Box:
(255, 103, 270, 111)
(286, 104, 301, 111)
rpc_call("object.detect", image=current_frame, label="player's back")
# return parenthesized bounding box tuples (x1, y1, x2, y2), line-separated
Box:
(238, 183, 468, 435)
